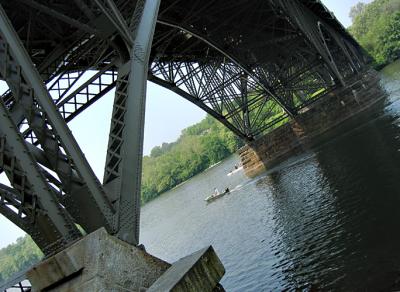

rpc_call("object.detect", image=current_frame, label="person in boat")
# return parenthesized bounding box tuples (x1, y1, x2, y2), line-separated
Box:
(234, 164, 238, 170)
(224, 187, 230, 194)
(213, 188, 220, 197)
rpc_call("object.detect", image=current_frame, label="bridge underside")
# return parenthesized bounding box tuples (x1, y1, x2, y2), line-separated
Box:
(0, 0, 368, 258)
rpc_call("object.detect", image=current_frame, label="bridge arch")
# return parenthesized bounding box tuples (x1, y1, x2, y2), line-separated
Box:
(150, 20, 298, 140)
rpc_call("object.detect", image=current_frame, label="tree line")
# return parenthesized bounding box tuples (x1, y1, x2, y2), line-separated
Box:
(349, 0, 400, 67)
(0, 236, 42, 283)
(141, 114, 243, 203)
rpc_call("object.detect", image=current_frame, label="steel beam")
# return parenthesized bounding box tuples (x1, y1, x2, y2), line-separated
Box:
(57, 63, 117, 122)
(0, 98, 81, 252)
(148, 74, 250, 140)
(93, 0, 133, 47)
(0, 4, 115, 234)
(104, 0, 160, 245)
(15, 0, 97, 34)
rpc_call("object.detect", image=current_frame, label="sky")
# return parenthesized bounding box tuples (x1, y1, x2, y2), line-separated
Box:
(0, 0, 372, 249)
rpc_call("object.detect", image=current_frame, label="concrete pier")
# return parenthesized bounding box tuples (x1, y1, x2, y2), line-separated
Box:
(26, 228, 225, 291)
(240, 70, 387, 177)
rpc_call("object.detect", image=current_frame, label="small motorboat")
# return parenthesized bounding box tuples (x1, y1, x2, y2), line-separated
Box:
(204, 189, 230, 202)
(227, 166, 243, 176)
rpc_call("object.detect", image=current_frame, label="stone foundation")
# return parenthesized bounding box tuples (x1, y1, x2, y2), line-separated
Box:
(27, 228, 225, 291)
(240, 69, 387, 177)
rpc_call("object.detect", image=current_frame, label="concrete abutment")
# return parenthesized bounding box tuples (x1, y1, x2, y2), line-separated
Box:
(240, 70, 387, 178)
(27, 228, 225, 291)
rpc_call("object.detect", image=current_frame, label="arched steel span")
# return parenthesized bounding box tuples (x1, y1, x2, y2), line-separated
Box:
(0, 0, 368, 258)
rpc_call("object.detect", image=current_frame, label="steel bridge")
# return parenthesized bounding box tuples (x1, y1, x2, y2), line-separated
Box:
(0, 0, 367, 286)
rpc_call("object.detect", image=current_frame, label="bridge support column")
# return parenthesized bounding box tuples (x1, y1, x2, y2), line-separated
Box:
(26, 228, 225, 291)
(239, 70, 386, 177)
(103, 0, 160, 246)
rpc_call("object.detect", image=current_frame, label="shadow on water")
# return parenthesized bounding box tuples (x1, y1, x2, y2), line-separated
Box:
(261, 100, 400, 290)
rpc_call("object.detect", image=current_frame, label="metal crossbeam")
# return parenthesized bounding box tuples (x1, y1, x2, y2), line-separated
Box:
(57, 63, 117, 122)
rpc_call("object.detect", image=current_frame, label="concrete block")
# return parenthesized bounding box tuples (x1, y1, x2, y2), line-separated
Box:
(27, 229, 225, 292)
(27, 249, 83, 291)
(147, 246, 225, 292)
(27, 228, 170, 291)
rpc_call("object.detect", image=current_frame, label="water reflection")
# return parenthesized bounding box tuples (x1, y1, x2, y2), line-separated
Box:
(313, 112, 400, 290)
(261, 105, 400, 290)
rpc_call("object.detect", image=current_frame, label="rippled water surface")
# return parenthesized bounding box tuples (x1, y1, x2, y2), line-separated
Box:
(140, 61, 400, 291)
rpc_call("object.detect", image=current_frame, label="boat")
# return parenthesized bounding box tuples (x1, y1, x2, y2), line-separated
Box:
(227, 166, 243, 176)
(204, 189, 229, 202)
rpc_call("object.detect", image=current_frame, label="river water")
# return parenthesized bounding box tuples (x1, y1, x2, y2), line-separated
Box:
(140, 61, 400, 291)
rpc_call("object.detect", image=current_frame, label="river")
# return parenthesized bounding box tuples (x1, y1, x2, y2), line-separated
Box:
(140, 60, 400, 291)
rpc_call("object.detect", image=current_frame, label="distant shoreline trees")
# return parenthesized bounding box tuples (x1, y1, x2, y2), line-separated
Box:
(349, 0, 400, 68)
(0, 236, 42, 283)
(141, 115, 243, 204)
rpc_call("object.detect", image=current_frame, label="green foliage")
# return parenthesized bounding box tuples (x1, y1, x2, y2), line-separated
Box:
(349, 2, 367, 21)
(0, 235, 42, 282)
(349, 0, 400, 66)
(141, 115, 243, 204)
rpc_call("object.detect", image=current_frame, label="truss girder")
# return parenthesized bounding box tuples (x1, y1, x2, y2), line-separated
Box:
(155, 20, 298, 118)
(0, 99, 81, 254)
(150, 60, 286, 140)
(56, 63, 118, 123)
(0, 4, 116, 252)
(276, 0, 358, 86)
(0, 182, 64, 254)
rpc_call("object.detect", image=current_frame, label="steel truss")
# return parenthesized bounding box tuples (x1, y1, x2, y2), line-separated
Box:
(0, 2, 368, 282)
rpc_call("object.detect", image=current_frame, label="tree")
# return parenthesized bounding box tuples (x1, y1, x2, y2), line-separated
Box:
(349, 0, 400, 67)
(380, 12, 400, 62)
(0, 236, 42, 282)
(349, 2, 366, 22)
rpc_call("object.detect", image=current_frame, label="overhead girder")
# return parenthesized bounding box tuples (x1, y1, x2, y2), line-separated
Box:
(149, 16, 344, 139)
(0, 0, 361, 142)
(0, 1, 365, 141)
(155, 19, 298, 115)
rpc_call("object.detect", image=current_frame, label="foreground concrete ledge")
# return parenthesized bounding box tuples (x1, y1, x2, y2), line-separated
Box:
(27, 228, 170, 291)
(147, 246, 225, 292)
(27, 228, 225, 292)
